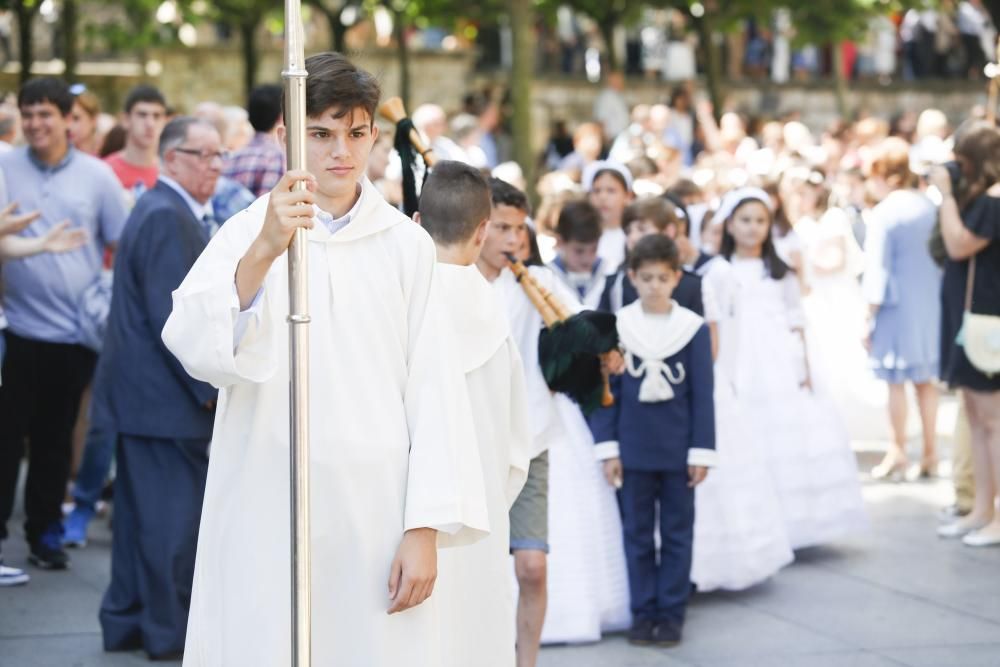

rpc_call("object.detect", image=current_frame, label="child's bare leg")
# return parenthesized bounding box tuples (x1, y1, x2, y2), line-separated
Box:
(514, 549, 547, 667)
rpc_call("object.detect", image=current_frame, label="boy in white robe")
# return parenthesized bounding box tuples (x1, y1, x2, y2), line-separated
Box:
(162, 53, 488, 667)
(416, 160, 532, 667)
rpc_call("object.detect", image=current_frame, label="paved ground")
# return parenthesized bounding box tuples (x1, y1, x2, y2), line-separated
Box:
(2, 402, 999, 666)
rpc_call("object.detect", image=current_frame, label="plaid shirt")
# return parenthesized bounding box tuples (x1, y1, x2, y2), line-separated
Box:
(222, 132, 285, 197)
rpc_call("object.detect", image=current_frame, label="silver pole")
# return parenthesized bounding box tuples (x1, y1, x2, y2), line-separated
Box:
(283, 2, 311, 666)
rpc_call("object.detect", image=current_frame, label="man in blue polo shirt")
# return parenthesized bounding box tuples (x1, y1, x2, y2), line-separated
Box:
(0, 77, 127, 572)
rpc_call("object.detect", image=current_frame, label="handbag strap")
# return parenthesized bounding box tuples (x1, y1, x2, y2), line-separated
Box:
(965, 255, 977, 314)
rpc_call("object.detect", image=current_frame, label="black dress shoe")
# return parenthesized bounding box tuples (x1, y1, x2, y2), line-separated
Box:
(652, 620, 683, 647)
(28, 538, 70, 570)
(627, 618, 656, 645)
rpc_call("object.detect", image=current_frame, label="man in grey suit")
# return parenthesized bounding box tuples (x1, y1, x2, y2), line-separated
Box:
(96, 116, 222, 660)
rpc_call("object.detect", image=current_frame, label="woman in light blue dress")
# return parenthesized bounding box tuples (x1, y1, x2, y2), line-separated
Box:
(863, 138, 942, 481)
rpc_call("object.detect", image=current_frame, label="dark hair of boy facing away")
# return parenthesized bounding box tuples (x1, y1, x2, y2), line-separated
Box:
(556, 200, 603, 244)
(524, 225, 545, 267)
(628, 234, 681, 273)
(418, 160, 492, 245)
(622, 197, 682, 235)
(487, 176, 531, 214)
(718, 198, 790, 281)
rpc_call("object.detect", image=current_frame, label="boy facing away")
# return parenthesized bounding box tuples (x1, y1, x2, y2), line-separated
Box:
(415, 160, 532, 667)
(589, 234, 716, 647)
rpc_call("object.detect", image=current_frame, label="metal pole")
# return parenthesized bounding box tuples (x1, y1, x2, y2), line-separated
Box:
(283, 2, 311, 666)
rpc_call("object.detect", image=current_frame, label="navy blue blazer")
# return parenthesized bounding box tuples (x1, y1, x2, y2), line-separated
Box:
(597, 266, 704, 316)
(589, 324, 715, 472)
(93, 181, 216, 440)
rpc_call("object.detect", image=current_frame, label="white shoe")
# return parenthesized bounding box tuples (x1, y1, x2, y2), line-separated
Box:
(962, 526, 1000, 547)
(0, 563, 29, 587)
(937, 520, 988, 538)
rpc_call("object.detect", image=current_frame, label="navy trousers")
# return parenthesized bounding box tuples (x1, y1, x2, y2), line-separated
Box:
(99, 435, 209, 658)
(619, 469, 694, 625)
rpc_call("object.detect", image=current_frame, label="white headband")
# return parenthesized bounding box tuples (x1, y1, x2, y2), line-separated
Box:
(710, 186, 773, 228)
(582, 160, 634, 193)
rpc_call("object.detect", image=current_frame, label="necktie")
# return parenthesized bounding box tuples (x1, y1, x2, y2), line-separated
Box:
(200, 211, 219, 238)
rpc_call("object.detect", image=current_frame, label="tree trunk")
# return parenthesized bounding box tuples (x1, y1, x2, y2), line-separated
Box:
(62, 0, 78, 81)
(240, 20, 259, 101)
(393, 10, 410, 110)
(16, 3, 35, 86)
(599, 19, 618, 73)
(510, 0, 535, 198)
(330, 8, 348, 53)
(696, 16, 723, 122)
(832, 41, 849, 119)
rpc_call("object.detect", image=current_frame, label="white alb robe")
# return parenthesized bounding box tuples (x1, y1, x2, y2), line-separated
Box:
(163, 179, 489, 667)
(433, 263, 531, 667)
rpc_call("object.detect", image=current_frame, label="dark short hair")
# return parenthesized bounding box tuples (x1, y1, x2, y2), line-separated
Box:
(556, 200, 602, 244)
(299, 52, 381, 126)
(247, 83, 283, 133)
(124, 84, 167, 114)
(419, 161, 491, 245)
(18, 77, 74, 115)
(487, 176, 530, 214)
(622, 197, 681, 235)
(665, 178, 703, 202)
(628, 234, 680, 272)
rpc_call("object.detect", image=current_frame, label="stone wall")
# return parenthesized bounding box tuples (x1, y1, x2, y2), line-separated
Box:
(0, 48, 988, 154)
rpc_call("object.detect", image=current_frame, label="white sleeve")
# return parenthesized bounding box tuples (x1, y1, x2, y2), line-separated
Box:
(233, 285, 264, 350)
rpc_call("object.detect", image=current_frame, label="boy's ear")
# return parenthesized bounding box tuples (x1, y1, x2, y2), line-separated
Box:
(474, 218, 489, 246)
(276, 124, 287, 146)
(627, 268, 637, 283)
(412, 211, 422, 225)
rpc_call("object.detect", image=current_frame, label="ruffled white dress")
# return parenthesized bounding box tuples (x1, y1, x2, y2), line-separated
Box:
(540, 395, 632, 643)
(704, 258, 866, 552)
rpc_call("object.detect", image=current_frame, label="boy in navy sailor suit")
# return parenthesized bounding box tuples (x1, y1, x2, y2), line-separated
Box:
(590, 234, 716, 647)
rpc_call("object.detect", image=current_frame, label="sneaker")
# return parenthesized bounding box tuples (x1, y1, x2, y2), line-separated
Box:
(28, 524, 70, 570)
(63, 505, 95, 548)
(627, 618, 655, 646)
(652, 620, 683, 647)
(0, 551, 30, 586)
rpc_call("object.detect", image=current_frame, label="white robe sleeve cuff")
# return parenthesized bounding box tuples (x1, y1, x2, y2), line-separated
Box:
(687, 447, 718, 468)
(232, 284, 264, 350)
(594, 441, 620, 461)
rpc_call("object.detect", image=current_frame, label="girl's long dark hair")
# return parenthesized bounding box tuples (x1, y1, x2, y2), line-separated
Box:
(719, 198, 791, 280)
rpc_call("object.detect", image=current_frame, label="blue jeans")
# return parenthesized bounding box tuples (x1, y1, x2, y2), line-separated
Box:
(72, 422, 115, 510)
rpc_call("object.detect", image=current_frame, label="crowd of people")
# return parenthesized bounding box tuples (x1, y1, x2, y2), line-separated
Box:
(541, 2, 998, 83)
(0, 50, 998, 667)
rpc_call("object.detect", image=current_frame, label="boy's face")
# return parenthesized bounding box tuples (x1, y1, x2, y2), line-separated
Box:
(123, 101, 167, 152)
(21, 101, 69, 156)
(559, 238, 599, 273)
(301, 107, 378, 202)
(625, 218, 659, 252)
(481, 203, 527, 273)
(702, 220, 723, 254)
(628, 261, 681, 313)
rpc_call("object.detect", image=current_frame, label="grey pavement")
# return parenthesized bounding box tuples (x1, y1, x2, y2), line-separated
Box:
(2, 438, 1000, 666)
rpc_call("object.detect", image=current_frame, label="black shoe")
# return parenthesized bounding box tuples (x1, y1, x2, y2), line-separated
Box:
(652, 620, 683, 647)
(627, 618, 656, 645)
(28, 524, 70, 570)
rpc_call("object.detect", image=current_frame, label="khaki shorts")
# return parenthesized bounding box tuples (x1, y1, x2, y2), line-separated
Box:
(509, 450, 549, 553)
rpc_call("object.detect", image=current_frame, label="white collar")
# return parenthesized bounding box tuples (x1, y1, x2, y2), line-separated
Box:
(617, 301, 703, 361)
(313, 183, 363, 234)
(159, 175, 213, 221)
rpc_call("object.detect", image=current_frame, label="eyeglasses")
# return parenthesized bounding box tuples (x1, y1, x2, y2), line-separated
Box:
(174, 147, 229, 162)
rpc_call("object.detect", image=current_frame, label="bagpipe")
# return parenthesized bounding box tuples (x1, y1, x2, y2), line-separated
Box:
(381, 97, 621, 415)
(505, 254, 620, 414)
